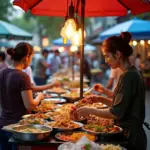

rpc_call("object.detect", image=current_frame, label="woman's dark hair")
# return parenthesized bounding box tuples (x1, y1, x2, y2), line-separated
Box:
(7, 42, 33, 61)
(101, 32, 133, 57)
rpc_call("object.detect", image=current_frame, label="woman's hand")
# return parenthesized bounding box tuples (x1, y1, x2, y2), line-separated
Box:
(75, 107, 94, 119)
(94, 84, 105, 93)
(37, 92, 44, 100)
(50, 80, 62, 87)
(83, 95, 101, 103)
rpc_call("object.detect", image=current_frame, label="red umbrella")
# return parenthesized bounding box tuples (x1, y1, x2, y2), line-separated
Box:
(12, 0, 150, 97)
(13, 0, 150, 16)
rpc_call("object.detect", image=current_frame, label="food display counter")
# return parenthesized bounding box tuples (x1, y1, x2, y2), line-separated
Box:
(9, 130, 128, 150)
(6, 87, 128, 150)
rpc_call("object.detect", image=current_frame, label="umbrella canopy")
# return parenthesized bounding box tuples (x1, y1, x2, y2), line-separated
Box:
(0, 20, 32, 40)
(84, 44, 96, 51)
(52, 37, 71, 46)
(0, 41, 14, 47)
(100, 18, 150, 41)
(13, 0, 150, 17)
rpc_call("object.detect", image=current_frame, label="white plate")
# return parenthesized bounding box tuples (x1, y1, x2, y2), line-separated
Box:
(48, 121, 83, 131)
(22, 114, 32, 119)
(49, 93, 59, 97)
(44, 98, 66, 104)
(82, 125, 123, 135)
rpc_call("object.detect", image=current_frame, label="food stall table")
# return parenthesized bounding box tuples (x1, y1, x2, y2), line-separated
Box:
(9, 132, 128, 150)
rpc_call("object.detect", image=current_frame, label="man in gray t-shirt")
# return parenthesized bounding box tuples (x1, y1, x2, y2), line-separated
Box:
(33, 50, 49, 85)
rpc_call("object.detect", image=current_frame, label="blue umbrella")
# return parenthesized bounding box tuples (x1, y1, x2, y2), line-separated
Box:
(0, 20, 32, 40)
(52, 38, 71, 46)
(100, 18, 150, 41)
(0, 41, 14, 47)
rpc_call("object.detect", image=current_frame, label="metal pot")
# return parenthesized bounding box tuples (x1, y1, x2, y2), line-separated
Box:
(12, 124, 52, 142)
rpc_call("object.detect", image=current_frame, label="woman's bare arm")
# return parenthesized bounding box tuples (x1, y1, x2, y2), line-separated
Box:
(21, 90, 43, 111)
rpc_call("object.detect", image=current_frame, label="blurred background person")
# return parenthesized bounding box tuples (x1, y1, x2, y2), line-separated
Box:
(33, 49, 49, 85)
(135, 53, 142, 72)
(46, 49, 54, 78)
(23, 66, 61, 92)
(0, 52, 8, 70)
(49, 50, 61, 75)
(106, 68, 123, 91)
(75, 51, 92, 85)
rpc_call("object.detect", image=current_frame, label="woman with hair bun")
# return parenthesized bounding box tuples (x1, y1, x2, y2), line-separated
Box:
(73, 32, 147, 150)
(0, 42, 44, 150)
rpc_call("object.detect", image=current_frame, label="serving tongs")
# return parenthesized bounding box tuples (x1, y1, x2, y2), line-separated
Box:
(84, 87, 94, 96)
(2, 123, 21, 132)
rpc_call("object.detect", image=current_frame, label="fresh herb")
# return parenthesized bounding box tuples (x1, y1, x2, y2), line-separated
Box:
(86, 124, 105, 132)
(82, 144, 91, 150)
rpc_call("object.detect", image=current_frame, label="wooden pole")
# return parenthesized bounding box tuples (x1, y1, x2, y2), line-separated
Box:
(80, 0, 85, 98)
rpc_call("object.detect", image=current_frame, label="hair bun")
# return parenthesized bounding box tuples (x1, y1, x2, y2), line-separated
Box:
(7, 48, 15, 56)
(120, 32, 132, 44)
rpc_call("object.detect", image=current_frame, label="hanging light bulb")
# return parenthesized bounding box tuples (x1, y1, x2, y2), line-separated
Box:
(78, 28, 86, 38)
(70, 45, 78, 52)
(71, 28, 86, 46)
(140, 40, 145, 45)
(71, 30, 81, 46)
(133, 40, 137, 46)
(60, 27, 67, 44)
(60, 19, 76, 40)
(60, 1, 76, 41)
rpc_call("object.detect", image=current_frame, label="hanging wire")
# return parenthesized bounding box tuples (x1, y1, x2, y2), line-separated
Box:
(66, 0, 69, 18)
(75, 0, 80, 14)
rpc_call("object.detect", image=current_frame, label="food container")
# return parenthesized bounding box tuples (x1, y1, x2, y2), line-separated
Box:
(47, 121, 84, 131)
(12, 124, 52, 142)
(61, 95, 80, 103)
(82, 125, 123, 135)
(55, 131, 97, 142)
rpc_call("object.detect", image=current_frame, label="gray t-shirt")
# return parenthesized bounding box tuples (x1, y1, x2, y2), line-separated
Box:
(33, 55, 47, 78)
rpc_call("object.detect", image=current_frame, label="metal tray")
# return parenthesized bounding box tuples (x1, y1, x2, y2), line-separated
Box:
(12, 124, 52, 142)
(44, 98, 66, 104)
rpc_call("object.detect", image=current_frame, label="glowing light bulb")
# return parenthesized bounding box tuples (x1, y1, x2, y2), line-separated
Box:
(129, 41, 132, 46)
(60, 19, 76, 40)
(70, 45, 78, 52)
(133, 40, 137, 46)
(58, 47, 65, 52)
(148, 40, 150, 45)
(71, 30, 81, 46)
(78, 28, 86, 38)
(34, 46, 41, 52)
(140, 40, 145, 45)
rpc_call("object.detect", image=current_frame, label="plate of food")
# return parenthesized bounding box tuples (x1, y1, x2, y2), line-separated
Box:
(55, 131, 97, 142)
(33, 101, 58, 113)
(82, 124, 123, 135)
(61, 92, 81, 102)
(100, 144, 127, 150)
(19, 118, 46, 125)
(47, 120, 83, 131)
(47, 87, 67, 94)
(75, 98, 107, 109)
(44, 98, 66, 104)
(22, 113, 49, 120)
